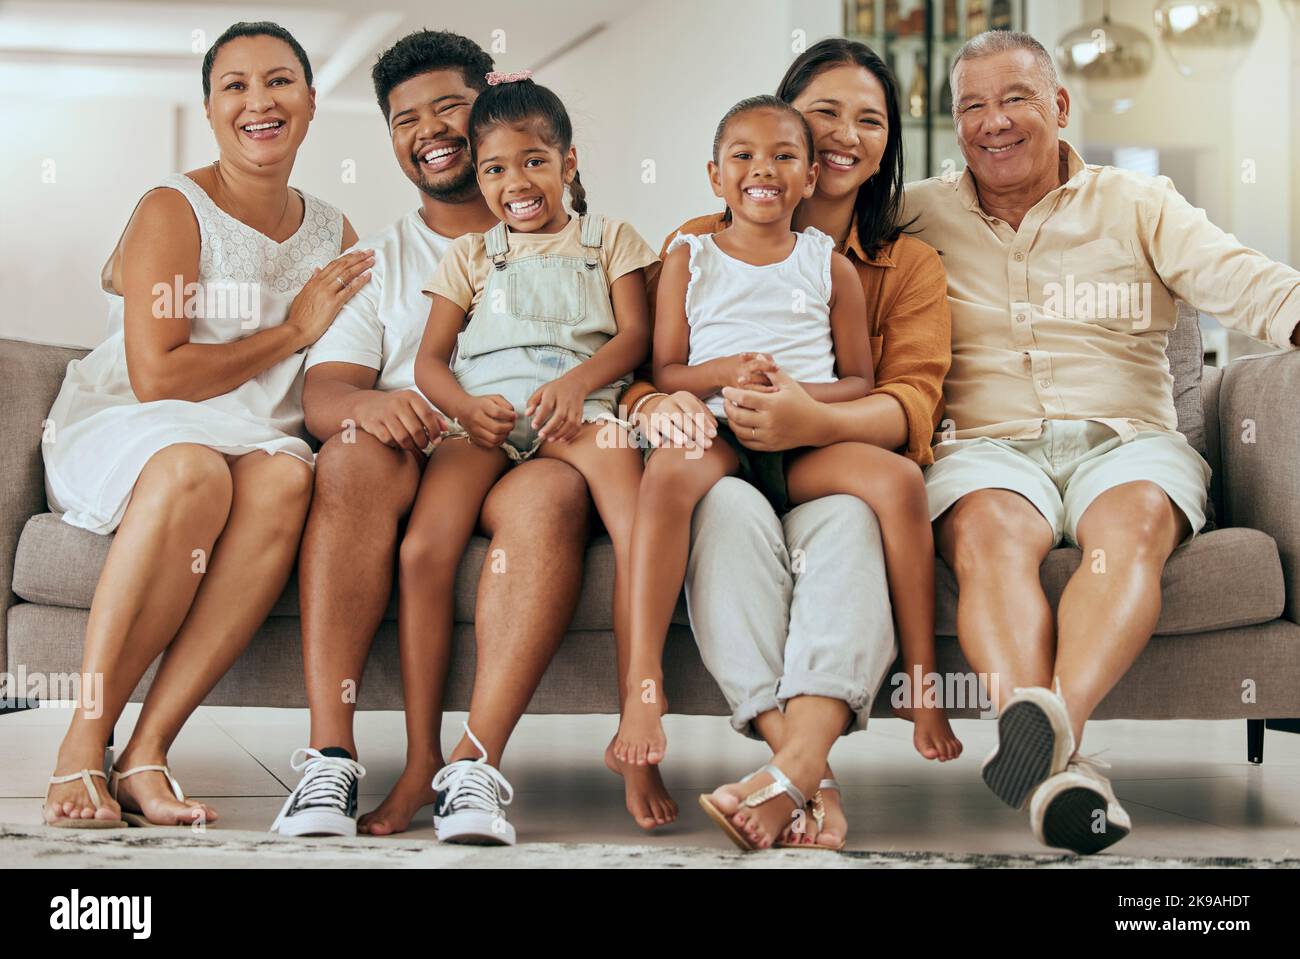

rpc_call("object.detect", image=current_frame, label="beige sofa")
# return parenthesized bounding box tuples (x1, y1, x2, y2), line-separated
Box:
(3, 315, 1299, 758)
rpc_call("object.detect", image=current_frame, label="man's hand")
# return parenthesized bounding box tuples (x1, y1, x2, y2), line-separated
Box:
(461, 393, 517, 447)
(355, 389, 447, 453)
(527, 374, 587, 443)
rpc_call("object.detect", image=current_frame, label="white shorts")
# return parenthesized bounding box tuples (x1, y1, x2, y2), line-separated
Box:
(924, 420, 1210, 547)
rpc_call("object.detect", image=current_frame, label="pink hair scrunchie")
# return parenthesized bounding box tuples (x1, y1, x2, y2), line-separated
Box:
(486, 69, 534, 85)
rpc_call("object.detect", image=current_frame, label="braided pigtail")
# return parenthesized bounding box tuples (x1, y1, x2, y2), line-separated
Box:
(568, 169, 588, 215)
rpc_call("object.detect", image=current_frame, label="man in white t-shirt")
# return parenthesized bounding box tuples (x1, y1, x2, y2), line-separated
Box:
(268, 30, 592, 845)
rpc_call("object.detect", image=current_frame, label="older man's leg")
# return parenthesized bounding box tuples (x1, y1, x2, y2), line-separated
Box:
(1055, 482, 1190, 749)
(445, 458, 590, 766)
(934, 489, 1057, 706)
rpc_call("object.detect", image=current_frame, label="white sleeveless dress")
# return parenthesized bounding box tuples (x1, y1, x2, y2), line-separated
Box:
(43, 173, 344, 534)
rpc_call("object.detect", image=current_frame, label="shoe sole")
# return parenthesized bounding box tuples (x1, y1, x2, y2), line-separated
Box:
(1041, 786, 1130, 855)
(270, 809, 356, 838)
(436, 810, 516, 846)
(981, 700, 1058, 809)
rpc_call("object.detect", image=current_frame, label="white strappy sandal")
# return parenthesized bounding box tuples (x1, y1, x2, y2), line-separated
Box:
(698, 763, 807, 851)
(110, 764, 203, 828)
(45, 769, 127, 829)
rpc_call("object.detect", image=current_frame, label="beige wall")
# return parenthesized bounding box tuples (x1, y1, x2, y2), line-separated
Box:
(0, 100, 177, 347)
(4, 0, 1292, 350)
(1078, 0, 1294, 264)
(539, 0, 841, 250)
(2, 0, 834, 349)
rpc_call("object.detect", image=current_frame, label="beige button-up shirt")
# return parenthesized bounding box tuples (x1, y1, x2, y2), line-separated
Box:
(903, 141, 1300, 443)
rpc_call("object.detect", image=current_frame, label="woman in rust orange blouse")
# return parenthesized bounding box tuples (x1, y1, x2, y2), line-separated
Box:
(617, 38, 954, 850)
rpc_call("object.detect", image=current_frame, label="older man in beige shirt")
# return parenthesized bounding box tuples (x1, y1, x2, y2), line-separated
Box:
(904, 30, 1300, 855)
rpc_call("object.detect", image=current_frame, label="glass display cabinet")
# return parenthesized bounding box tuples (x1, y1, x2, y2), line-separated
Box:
(843, 0, 1028, 181)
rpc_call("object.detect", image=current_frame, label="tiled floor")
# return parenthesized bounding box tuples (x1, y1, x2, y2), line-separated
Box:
(4, 705, 1298, 860)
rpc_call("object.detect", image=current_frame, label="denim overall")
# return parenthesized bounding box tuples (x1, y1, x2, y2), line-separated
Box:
(444, 214, 628, 462)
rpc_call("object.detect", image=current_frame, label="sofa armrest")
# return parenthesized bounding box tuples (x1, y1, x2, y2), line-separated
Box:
(1219, 348, 1300, 624)
(0, 338, 88, 669)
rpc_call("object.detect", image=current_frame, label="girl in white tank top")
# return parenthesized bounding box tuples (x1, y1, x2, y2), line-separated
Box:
(620, 99, 958, 847)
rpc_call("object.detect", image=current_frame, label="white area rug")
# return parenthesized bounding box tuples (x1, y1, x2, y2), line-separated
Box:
(3, 826, 1296, 868)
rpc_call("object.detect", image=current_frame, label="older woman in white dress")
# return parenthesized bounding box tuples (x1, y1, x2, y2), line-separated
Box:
(41, 21, 374, 827)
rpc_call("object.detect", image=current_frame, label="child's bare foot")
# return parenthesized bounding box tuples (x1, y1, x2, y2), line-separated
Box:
(613, 681, 667, 765)
(912, 708, 963, 761)
(44, 738, 121, 825)
(358, 754, 443, 836)
(603, 739, 678, 830)
(111, 751, 216, 826)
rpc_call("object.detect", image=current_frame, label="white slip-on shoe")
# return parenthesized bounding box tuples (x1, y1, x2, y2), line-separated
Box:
(431, 724, 516, 846)
(1030, 754, 1132, 855)
(981, 685, 1076, 809)
(270, 747, 366, 838)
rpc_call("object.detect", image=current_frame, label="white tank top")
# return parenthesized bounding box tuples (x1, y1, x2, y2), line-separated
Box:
(666, 226, 837, 417)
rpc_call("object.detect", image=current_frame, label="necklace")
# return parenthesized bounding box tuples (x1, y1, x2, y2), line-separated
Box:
(210, 159, 292, 238)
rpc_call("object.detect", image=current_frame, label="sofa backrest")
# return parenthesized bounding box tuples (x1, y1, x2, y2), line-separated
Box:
(0, 339, 90, 663)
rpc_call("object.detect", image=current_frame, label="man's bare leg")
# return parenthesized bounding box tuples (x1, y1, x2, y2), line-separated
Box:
(445, 459, 590, 767)
(300, 432, 422, 759)
(1055, 481, 1189, 750)
(934, 489, 1057, 707)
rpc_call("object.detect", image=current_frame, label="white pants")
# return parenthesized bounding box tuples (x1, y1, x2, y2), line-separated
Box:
(685, 478, 898, 740)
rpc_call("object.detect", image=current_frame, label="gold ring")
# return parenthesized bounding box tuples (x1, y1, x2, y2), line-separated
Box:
(751, 428, 757, 440)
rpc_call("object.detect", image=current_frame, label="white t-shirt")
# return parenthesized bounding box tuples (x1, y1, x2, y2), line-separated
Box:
(305, 208, 454, 392)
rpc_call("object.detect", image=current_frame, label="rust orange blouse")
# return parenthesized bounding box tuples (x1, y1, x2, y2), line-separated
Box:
(623, 212, 952, 465)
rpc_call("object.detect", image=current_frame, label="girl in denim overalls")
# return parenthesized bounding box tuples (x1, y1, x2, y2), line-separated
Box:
(408, 73, 675, 834)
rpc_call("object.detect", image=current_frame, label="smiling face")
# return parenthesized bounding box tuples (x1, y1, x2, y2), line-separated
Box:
(386, 68, 480, 201)
(204, 35, 314, 169)
(952, 48, 1069, 195)
(708, 108, 818, 228)
(790, 63, 889, 202)
(474, 122, 575, 233)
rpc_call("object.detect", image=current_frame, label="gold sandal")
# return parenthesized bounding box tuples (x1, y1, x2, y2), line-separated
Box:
(698, 763, 806, 851)
(110, 764, 204, 828)
(45, 769, 127, 829)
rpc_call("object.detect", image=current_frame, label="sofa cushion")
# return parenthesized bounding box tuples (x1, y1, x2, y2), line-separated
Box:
(16, 513, 1282, 637)
(1168, 300, 1207, 463)
(11, 513, 690, 630)
(934, 526, 1284, 636)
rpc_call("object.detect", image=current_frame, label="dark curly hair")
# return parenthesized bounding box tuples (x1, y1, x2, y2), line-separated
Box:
(776, 38, 908, 260)
(372, 30, 495, 122)
(467, 78, 588, 216)
(202, 21, 312, 101)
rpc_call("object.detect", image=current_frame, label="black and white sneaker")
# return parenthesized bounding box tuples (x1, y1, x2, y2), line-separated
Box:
(981, 685, 1075, 809)
(431, 724, 516, 846)
(1030, 754, 1131, 855)
(270, 747, 366, 837)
